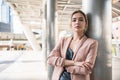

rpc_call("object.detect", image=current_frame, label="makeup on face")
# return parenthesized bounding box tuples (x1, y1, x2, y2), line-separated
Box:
(72, 17, 85, 22)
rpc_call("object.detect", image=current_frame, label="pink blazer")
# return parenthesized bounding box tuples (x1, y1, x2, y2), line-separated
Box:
(47, 35, 98, 80)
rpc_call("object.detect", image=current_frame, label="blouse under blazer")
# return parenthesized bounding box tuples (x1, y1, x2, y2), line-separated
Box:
(47, 35, 98, 80)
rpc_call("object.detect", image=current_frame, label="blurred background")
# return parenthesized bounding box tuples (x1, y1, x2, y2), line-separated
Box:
(0, 0, 120, 80)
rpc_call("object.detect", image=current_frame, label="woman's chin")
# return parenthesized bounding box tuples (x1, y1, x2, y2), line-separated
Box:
(74, 28, 83, 32)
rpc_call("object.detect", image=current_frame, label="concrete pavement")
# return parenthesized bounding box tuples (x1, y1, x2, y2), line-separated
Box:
(0, 51, 47, 80)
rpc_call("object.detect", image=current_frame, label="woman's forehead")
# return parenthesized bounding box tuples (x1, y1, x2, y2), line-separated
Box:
(72, 13, 84, 18)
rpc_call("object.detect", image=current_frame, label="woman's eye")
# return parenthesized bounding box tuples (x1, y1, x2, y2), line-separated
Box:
(79, 19, 84, 21)
(72, 19, 76, 22)
(72, 18, 84, 22)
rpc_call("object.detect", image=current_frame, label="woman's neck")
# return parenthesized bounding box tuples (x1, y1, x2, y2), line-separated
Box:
(73, 32, 84, 41)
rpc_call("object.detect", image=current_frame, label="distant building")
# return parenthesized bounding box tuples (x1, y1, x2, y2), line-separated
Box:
(112, 20, 120, 56)
(112, 21, 120, 39)
(0, 22, 11, 32)
(0, 0, 11, 32)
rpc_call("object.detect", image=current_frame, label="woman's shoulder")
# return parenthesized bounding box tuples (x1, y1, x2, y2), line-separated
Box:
(87, 37, 98, 41)
(60, 35, 72, 41)
(58, 36, 72, 46)
(86, 37, 98, 44)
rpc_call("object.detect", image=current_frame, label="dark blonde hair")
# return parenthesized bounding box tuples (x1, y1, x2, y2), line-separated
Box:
(70, 10, 88, 32)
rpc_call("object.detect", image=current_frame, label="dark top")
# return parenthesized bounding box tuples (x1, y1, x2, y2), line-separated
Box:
(59, 48, 74, 80)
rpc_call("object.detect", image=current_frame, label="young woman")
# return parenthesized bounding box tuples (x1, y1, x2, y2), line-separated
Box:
(47, 10, 98, 80)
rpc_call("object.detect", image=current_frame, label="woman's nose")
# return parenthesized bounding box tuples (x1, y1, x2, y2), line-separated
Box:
(75, 19, 79, 23)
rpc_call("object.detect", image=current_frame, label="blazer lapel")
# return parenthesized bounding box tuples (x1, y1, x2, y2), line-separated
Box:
(63, 37, 72, 58)
(72, 35, 87, 60)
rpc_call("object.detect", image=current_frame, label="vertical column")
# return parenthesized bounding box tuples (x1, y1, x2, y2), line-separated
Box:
(82, 0, 112, 80)
(47, 0, 56, 80)
(55, 12, 59, 44)
(42, 0, 47, 68)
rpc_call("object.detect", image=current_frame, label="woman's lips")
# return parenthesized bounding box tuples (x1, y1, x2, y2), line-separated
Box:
(74, 26, 80, 28)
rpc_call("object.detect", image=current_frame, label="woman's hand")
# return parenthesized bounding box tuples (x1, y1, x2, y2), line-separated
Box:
(65, 61, 84, 73)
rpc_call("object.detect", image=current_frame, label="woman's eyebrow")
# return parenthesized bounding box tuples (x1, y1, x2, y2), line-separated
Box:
(73, 16, 84, 18)
(72, 17, 84, 19)
(72, 17, 77, 19)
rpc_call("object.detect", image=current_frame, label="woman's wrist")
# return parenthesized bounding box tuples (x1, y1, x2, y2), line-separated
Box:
(73, 61, 75, 66)
(70, 60, 75, 66)
(65, 60, 75, 66)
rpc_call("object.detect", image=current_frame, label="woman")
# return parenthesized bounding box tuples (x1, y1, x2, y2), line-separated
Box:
(47, 10, 98, 80)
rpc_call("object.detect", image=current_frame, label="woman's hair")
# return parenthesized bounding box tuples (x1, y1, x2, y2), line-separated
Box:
(70, 10, 88, 32)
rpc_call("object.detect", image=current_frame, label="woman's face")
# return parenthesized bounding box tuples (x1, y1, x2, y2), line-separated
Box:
(71, 12, 86, 33)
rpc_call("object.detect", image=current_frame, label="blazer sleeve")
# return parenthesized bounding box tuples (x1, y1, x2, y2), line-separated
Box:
(66, 40, 98, 75)
(47, 37, 65, 67)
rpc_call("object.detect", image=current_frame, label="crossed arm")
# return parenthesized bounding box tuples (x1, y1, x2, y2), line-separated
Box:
(47, 39, 98, 75)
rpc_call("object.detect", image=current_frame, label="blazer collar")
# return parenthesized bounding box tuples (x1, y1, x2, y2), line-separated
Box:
(63, 35, 88, 59)
(63, 37, 72, 58)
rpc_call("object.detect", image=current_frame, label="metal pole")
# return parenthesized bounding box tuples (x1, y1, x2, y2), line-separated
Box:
(47, 0, 56, 80)
(82, 0, 112, 80)
(42, 0, 47, 69)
